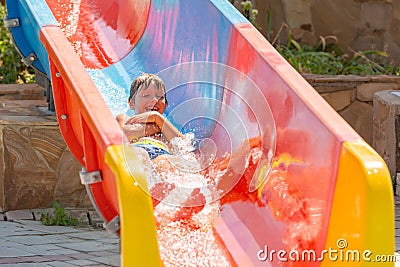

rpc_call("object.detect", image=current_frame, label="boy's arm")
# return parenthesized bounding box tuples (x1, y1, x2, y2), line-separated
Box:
(154, 114, 183, 141)
(124, 111, 183, 141)
(116, 113, 161, 142)
(116, 114, 126, 128)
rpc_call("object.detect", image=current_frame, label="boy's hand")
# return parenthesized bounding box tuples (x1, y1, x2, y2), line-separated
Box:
(125, 111, 163, 126)
(123, 111, 182, 141)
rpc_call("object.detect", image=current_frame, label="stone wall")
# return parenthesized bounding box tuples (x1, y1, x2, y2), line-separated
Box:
(250, 0, 400, 64)
(307, 74, 400, 175)
(0, 84, 91, 211)
(373, 90, 400, 177)
(304, 74, 400, 146)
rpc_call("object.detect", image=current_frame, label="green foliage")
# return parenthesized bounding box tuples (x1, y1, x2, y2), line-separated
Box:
(275, 35, 400, 76)
(265, 8, 271, 41)
(0, 3, 35, 84)
(40, 202, 79, 226)
(392, 175, 397, 193)
(240, 1, 258, 26)
(235, 2, 400, 76)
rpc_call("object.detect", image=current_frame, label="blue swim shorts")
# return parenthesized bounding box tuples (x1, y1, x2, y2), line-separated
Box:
(131, 138, 171, 160)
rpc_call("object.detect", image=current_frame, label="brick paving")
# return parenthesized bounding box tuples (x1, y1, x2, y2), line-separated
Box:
(0, 208, 120, 266)
(395, 195, 400, 267)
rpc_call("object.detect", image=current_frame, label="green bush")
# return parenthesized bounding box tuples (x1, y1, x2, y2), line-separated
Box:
(40, 202, 79, 226)
(236, 1, 400, 76)
(240, 1, 258, 26)
(0, 3, 35, 84)
(275, 38, 400, 76)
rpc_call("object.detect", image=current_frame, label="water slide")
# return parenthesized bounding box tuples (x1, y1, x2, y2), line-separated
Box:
(5, 0, 394, 266)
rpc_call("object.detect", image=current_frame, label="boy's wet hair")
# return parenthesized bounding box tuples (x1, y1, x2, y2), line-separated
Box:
(129, 73, 168, 105)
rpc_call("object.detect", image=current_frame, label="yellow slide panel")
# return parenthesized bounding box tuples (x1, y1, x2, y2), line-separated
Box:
(322, 141, 394, 266)
(105, 145, 162, 267)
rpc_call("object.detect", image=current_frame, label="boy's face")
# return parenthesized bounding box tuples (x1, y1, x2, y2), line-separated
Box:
(130, 81, 166, 114)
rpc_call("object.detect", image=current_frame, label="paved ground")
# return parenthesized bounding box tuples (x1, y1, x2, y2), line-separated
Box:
(0, 221, 120, 266)
(395, 195, 400, 267)
(0, 208, 120, 266)
(0, 196, 399, 266)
